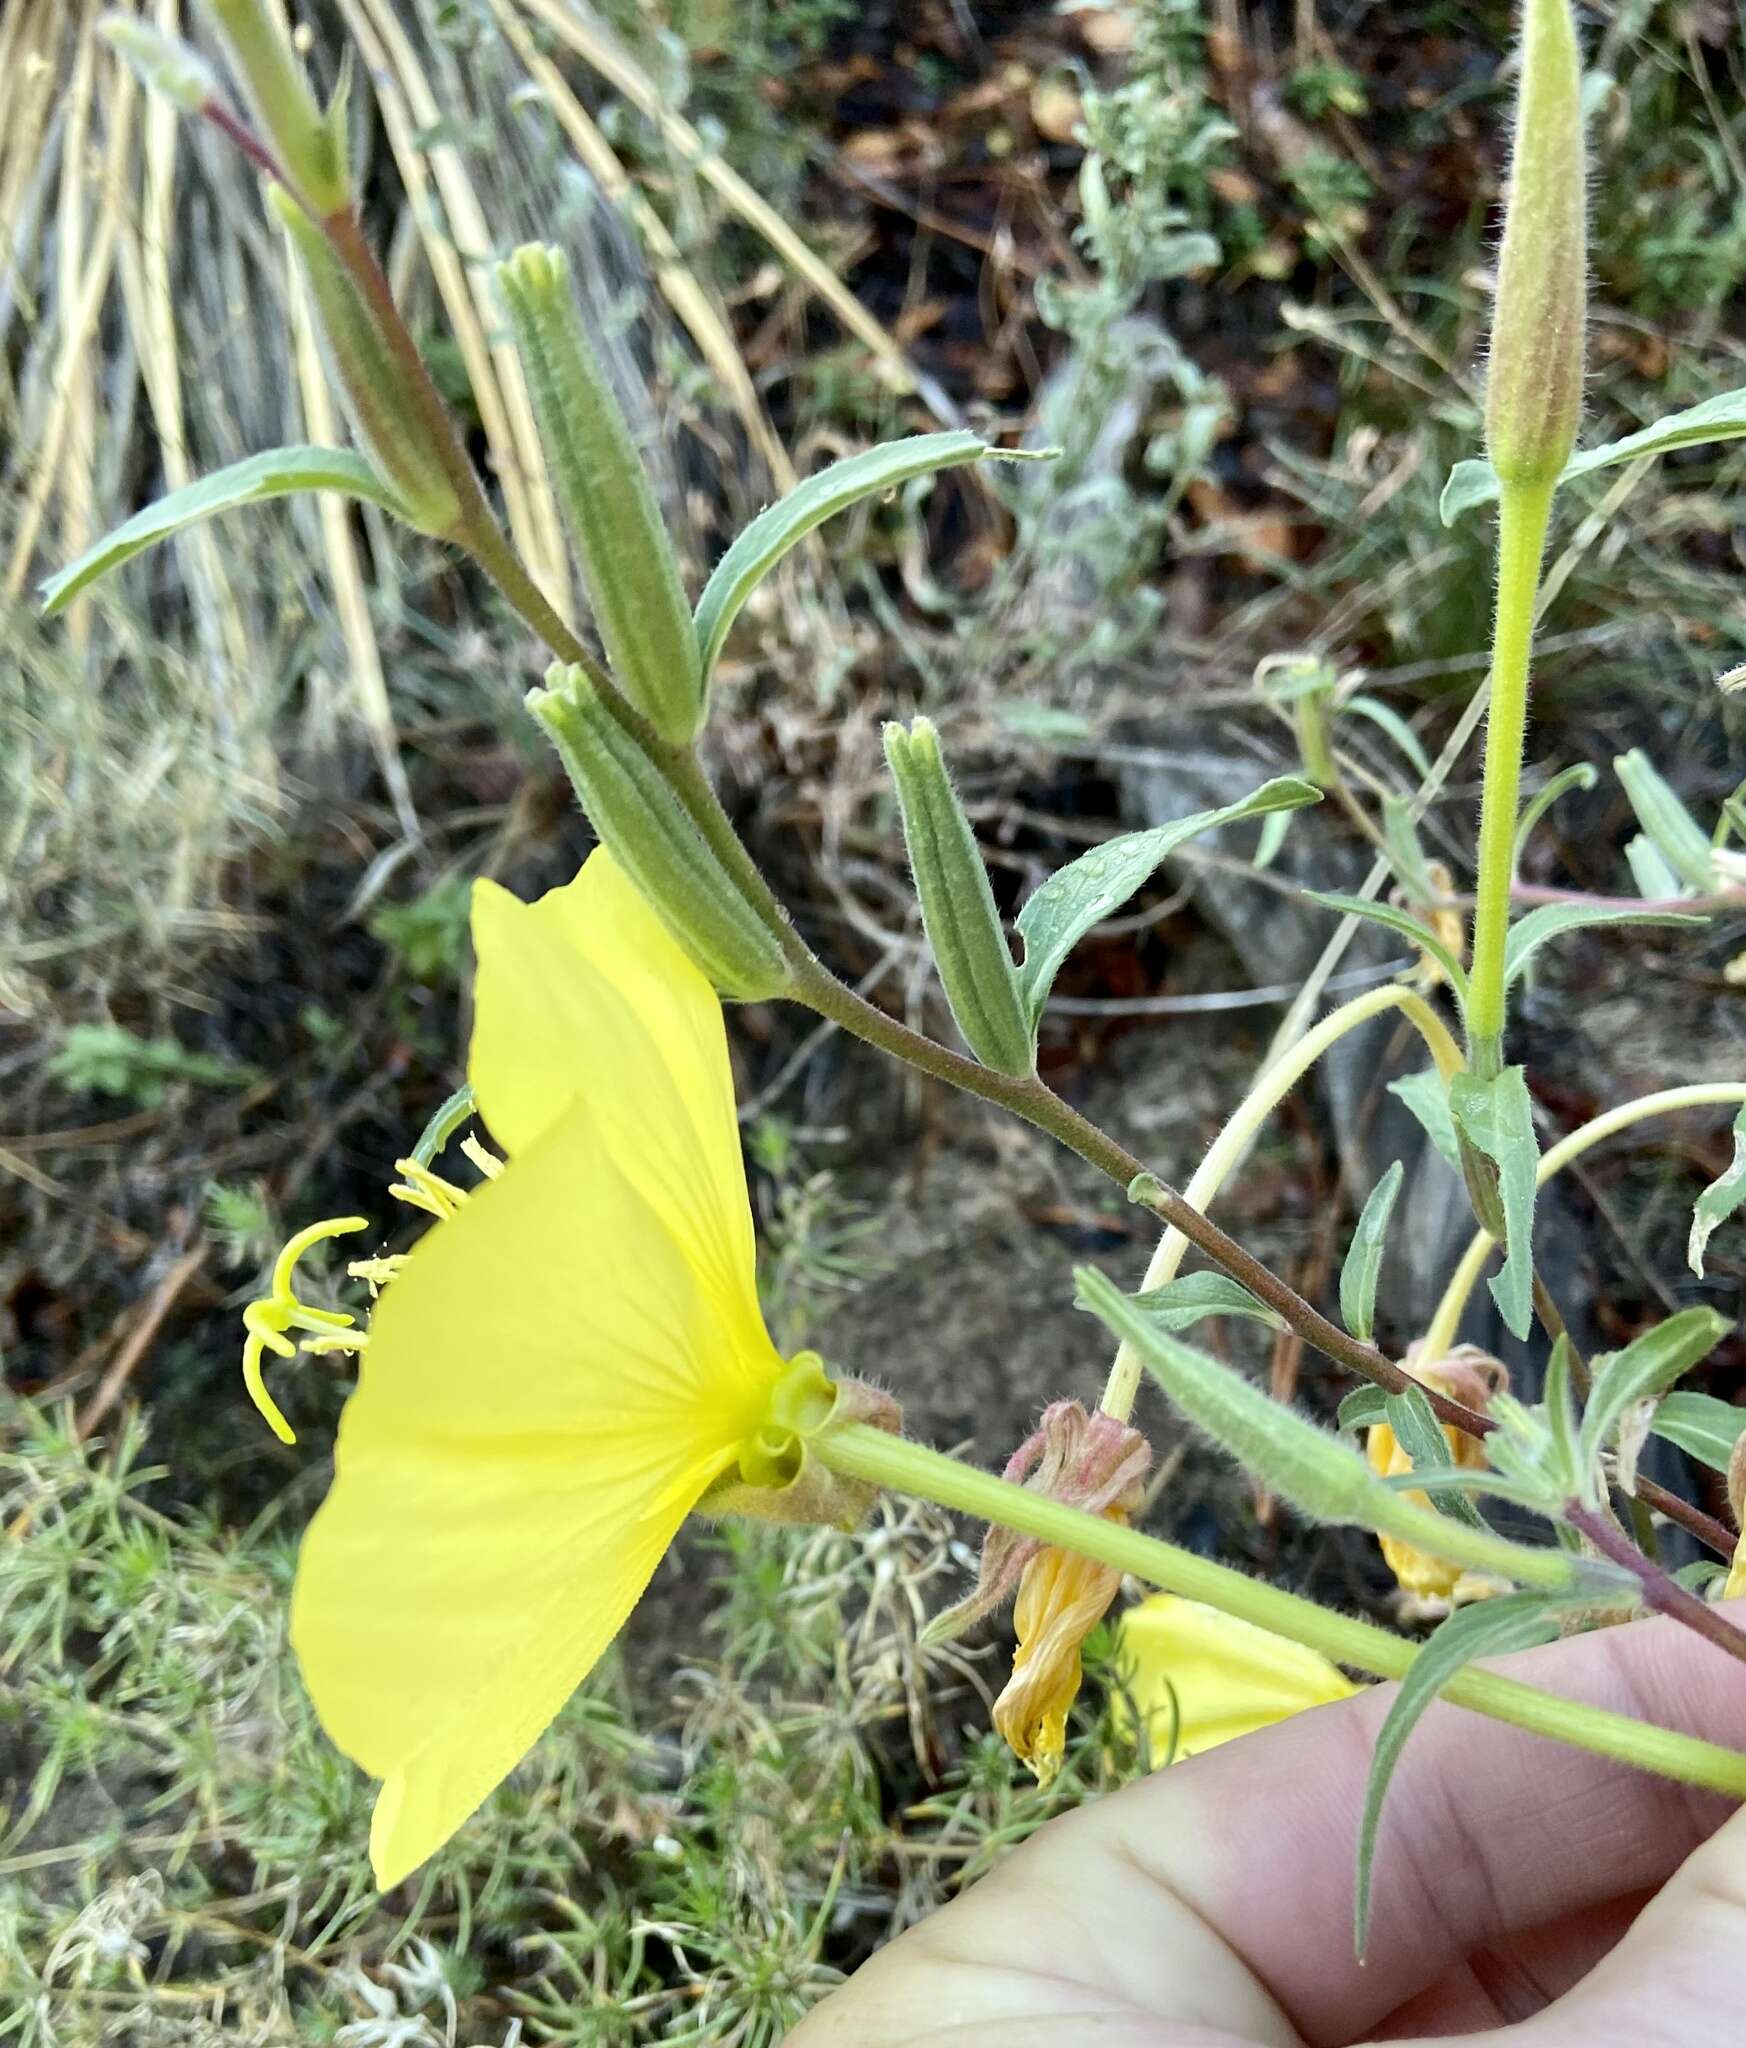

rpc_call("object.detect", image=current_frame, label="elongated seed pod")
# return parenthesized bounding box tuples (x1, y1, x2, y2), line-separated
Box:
(1484, 0, 1587, 489)
(498, 245, 703, 744)
(529, 666, 790, 1001)
(204, 0, 349, 214)
(266, 185, 461, 537)
(884, 718, 1034, 1076)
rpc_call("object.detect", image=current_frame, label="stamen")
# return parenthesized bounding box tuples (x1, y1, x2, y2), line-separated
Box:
(241, 1215, 368, 1444)
(388, 1158, 469, 1220)
(459, 1134, 504, 1181)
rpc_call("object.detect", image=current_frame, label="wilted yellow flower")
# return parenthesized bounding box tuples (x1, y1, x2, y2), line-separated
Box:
(1114, 1594, 1357, 1761)
(282, 850, 884, 1889)
(1367, 1349, 1505, 1608)
(995, 1514, 1128, 1788)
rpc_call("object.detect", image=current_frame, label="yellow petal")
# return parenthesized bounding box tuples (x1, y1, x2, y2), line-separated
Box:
(1113, 1594, 1358, 1762)
(1726, 1533, 1746, 1603)
(291, 1098, 782, 1888)
(467, 849, 759, 1345)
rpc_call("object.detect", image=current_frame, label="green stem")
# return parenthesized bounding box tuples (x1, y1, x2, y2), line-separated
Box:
(1466, 478, 1555, 1077)
(817, 1423, 1746, 1798)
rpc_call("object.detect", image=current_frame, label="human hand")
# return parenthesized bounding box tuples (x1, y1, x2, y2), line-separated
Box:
(788, 1614, 1746, 2045)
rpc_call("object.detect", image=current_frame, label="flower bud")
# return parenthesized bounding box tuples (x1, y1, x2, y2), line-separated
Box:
(883, 719, 1034, 1077)
(1484, 0, 1587, 490)
(98, 16, 219, 113)
(498, 245, 703, 745)
(266, 185, 461, 537)
(528, 665, 791, 1002)
(204, 0, 350, 214)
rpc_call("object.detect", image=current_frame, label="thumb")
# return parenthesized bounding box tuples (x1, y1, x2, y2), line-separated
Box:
(1498, 1800, 1746, 2045)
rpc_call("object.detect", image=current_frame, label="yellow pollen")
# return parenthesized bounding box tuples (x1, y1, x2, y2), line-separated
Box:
(459, 1134, 504, 1180)
(388, 1158, 470, 1220)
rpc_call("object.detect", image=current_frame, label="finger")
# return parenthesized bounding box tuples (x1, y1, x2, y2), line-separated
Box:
(1108, 1609, 1743, 2043)
(788, 1612, 1746, 2048)
(1501, 1800, 1746, 2045)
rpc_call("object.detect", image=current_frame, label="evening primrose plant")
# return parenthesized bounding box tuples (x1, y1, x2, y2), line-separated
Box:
(56, 0, 1746, 1943)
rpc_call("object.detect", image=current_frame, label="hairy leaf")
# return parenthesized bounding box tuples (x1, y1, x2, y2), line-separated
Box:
(1449, 1069, 1539, 1341)
(41, 448, 405, 613)
(1389, 1068, 1461, 1172)
(1689, 1103, 1746, 1278)
(1578, 1308, 1732, 1486)
(1356, 1596, 1568, 1952)
(1306, 892, 1467, 995)
(1503, 902, 1703, 987)
(1440, 382, 1746, 526)
(694, 433, 1032, 676)
(1340, 1162, 1403, 1344)
(1129, 1271, 1289, 1334)
(1016, 780, 1320, 1020)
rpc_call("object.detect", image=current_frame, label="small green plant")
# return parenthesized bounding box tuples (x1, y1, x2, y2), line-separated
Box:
(369, 873, 475, 984)
(45, 1022, 257, 1108)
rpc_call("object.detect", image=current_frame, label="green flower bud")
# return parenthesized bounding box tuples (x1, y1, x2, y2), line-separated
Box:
(529, 664, 791, 1001)
(497, 245, 703, 745)
(266, 184, 461, 537)
(203, 0, 349, 214)
(1484, 0, 1587, 490)
(884, 718, 1035, 1077)
(98, 15, 219, 114)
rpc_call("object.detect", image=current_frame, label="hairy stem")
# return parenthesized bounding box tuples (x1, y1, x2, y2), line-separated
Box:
(1099, 983, 1463, 1421)
(1565, 1502, 1746, 1670)
(1466, 478, 1555, 1077)
(816, 1423, 1746, 1798)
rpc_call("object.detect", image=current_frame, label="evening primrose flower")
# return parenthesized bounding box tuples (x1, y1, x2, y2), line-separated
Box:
(1114, 1595, 1357, 1761)
(278, 849, 892, 1889)
(1366, 1347, 1507, 1612)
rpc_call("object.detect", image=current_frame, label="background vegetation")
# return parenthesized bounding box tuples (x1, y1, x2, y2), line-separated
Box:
(4, 0, 1745, 2038)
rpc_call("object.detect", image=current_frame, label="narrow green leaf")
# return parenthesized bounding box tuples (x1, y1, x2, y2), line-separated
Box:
(1383, 1383, 1492, 1532)
(1251, 807, 1295, 872)
(695, 433, 1033, 677)
(1378, 1466, 1555, 1513)
(1650, 1390, 1745, 1474)
(1503, 902, 1704, 987)
(1356, 1596, 1567, 1952)
(1344, 695, 1432, 779)
(1129, 1271, 1288, 1335)
(1441, 382, 1746, 526)
(1016, 780, 1321, 1020)
(1449, 1069, 1539, 1341)
(1577, 1308, 1732, 1484)
(1378, 794, 1437, 903)
(41, 447, 405, 613)
(1340, 1162, 1403, 1344)
(1512, 762, 1598, 868)
(1389, 1068, 1461, 1173)
(1337, 1386, 1390, 1434)
(1544, 1334, 1582, 1498)
(1615, 750, 1718, 892)
(1306, 892, 1467, 996)
(1689, 1102, 1746, 1277)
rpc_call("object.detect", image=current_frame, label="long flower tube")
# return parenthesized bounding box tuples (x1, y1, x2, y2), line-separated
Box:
(813, 1422, 1746, 1799)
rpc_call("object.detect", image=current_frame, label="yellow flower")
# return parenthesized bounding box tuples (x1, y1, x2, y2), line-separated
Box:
(994, 1516, 1127, 1788)
(287, 850, 835, 1889)
(1113, 1594, 1357, 1761)
(1366, 1351, 1504, 1608)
